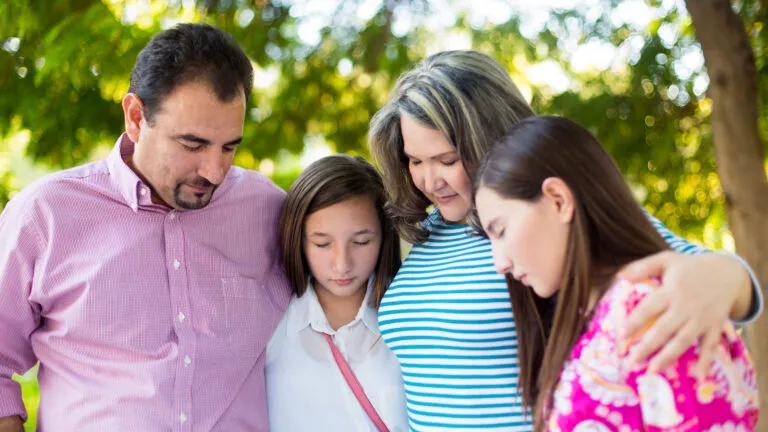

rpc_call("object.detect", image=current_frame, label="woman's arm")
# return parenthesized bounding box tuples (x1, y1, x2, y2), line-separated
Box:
(617, 212, 761, 376)
(608, 280, 757, 431)
(644, 211, 762, 321)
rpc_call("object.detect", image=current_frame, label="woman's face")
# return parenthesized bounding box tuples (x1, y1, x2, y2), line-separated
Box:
(401, 115, 473, 223)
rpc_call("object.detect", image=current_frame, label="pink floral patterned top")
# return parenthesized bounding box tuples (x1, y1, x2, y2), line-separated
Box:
(547, 279, 759, 431)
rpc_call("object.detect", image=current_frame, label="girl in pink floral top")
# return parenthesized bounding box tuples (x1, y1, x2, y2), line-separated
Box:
(473, 116, 758, 431)
(548, 278, 758, 431)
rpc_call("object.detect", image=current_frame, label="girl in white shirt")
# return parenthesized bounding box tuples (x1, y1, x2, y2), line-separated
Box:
(266, 155, 407, 432)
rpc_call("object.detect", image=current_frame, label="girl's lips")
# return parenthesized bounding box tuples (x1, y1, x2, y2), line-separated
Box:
(332, 278, 355, 286)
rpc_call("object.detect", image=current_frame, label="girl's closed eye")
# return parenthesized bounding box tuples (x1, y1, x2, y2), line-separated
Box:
(441, 159, 458, 166)
(313, 242, 330, 248)
(486, 226, 504, 240)
(354, 239, 372, 246)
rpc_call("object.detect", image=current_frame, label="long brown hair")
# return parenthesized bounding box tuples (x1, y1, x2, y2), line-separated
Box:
(475, 116, 669, 430)
(279, 155, 401, 307)
(368, 50, 535, 243)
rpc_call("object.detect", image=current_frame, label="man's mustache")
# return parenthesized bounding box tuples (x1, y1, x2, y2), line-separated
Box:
(186, 178, 216, 188)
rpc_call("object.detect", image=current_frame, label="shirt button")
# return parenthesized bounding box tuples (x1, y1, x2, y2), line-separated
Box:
(177, 312, 186, 322)
(173, 259, 181, 269)
(184, 355, 192, 366)
(179, 412, 187, 424)
(169, 211, 176, 220)
(139, 188, 147, 196)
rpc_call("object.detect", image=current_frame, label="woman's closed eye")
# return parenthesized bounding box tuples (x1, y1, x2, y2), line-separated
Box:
(354, 239, 371, 246)
(313, 243, 330, 248)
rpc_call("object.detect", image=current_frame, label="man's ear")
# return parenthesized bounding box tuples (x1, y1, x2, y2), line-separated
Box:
(122, 93, 146, 143)
(541, 177, 574, 223)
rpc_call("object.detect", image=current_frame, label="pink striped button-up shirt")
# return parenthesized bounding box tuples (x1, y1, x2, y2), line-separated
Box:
(0, 134, 291, 431)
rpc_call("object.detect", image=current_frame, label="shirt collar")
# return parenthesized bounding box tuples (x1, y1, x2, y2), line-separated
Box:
(286, 276, 379, 335)
(424, 206, 442, 232)
(359, 285, 380, 334)
(106, 134, 153, 213)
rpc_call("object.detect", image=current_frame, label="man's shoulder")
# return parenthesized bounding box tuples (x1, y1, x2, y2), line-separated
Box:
(25, 159, 107, 190)
(226, 166, 286, 202)
(5, 161, 109, 213)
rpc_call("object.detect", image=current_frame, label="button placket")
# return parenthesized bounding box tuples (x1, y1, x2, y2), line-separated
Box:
(165, 212, 194, 431)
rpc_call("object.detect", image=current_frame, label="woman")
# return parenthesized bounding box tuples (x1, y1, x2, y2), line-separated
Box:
(368, 50, 761, 431)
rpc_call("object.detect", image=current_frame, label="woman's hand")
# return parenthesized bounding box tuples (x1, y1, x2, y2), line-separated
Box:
(617, 251, 752, 378)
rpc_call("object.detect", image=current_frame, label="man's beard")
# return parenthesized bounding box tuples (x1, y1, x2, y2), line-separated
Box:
(173, 178, 217, 210)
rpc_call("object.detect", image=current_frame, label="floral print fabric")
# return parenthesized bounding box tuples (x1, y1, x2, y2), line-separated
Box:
(547, 279, 759, 431)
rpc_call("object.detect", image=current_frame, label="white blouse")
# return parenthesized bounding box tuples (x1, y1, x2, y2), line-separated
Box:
(265, 282, 408, 432)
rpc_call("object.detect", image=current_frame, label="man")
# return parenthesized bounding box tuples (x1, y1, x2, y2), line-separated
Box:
(0, 23, 290, 431)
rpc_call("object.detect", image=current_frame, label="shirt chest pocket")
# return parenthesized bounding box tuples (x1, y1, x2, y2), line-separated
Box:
(220, 277, 282, 359)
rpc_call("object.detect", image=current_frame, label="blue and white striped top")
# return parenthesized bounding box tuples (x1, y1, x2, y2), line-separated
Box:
(378, 208, 761, 432)
(378, 210, 529, 432)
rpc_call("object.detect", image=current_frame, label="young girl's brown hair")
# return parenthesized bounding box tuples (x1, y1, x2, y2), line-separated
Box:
(279, 155, 401, 306)
(475, 116, 670, 430)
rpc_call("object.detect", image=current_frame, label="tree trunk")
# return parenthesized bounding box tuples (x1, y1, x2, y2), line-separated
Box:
(685, 0, 768, 429)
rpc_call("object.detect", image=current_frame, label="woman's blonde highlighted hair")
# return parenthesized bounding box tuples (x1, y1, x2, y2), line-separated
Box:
(368, 50, 535, 244)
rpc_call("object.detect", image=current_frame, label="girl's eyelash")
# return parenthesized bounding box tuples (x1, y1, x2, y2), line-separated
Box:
(410, 160, 457, 166)
(313, 240, 370, 247)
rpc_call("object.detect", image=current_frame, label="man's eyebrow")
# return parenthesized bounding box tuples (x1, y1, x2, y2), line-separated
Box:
(224, 137, 243, 146)
(173, 135, 243, 147)
(173, 134, 211, 145)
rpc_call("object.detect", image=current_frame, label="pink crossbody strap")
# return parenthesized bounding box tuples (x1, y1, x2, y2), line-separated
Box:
(323, 333, 390, 432)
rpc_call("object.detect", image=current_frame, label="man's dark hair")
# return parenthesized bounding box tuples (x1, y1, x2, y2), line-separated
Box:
(128, 23, 253, 123)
